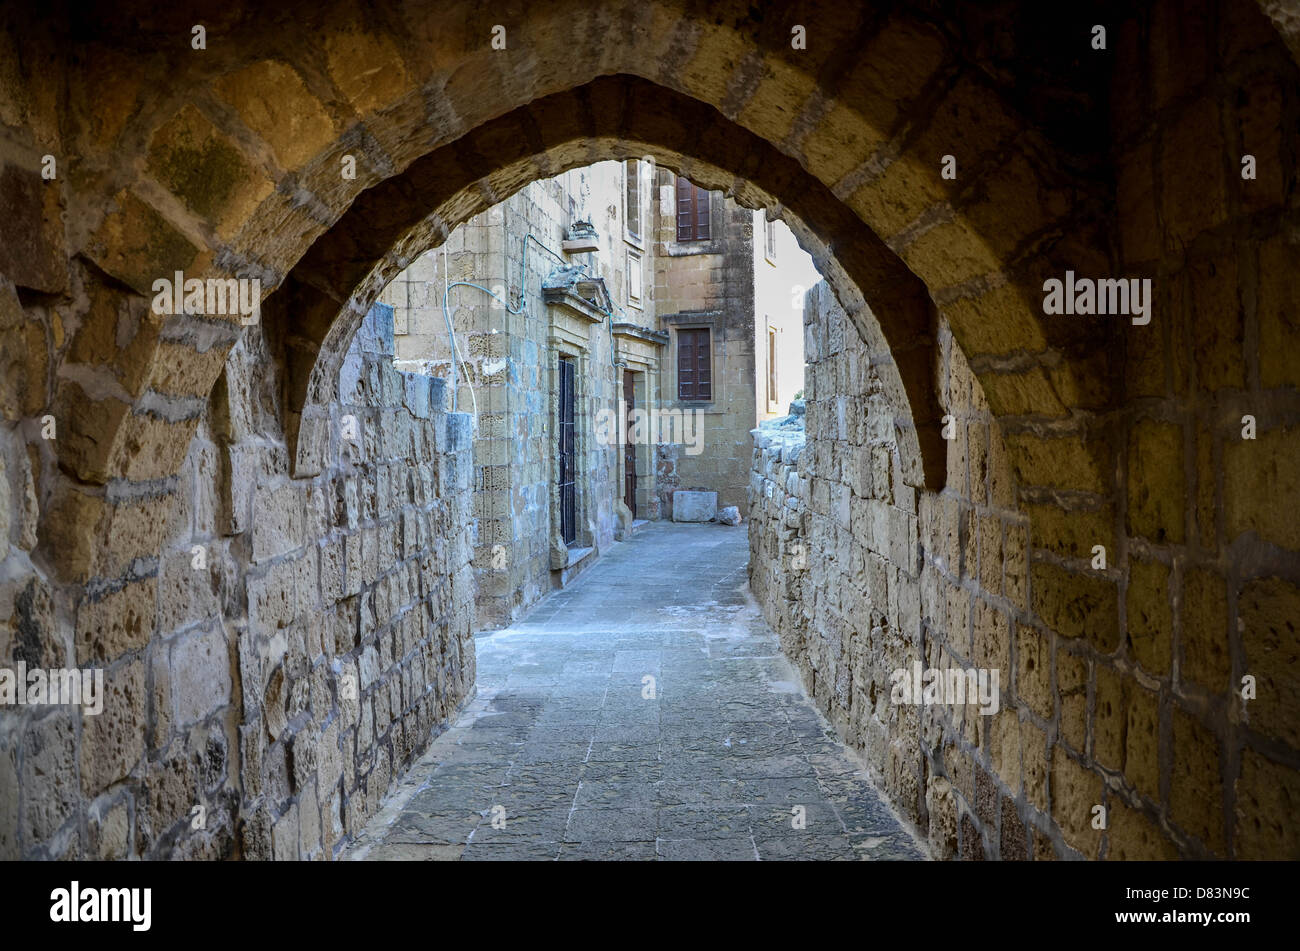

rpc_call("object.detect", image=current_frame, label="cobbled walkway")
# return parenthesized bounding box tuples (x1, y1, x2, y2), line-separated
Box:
(345, 521, 928, 861)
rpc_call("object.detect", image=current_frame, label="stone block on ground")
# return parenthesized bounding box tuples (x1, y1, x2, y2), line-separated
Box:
(716, 505, 741, 525)
(673, 490, 717, 523)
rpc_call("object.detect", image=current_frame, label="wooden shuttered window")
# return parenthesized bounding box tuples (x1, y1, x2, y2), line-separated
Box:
(675, 177, 711, 242)
(677, 328, 712, 401)
(624, 159, 641, 241)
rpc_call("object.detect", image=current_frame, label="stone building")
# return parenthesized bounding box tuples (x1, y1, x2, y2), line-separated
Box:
(755, 210, 819, 423)
(378, 160, 814, 627)
(652, 170, 817, 514)
(378, 164, 635, 628)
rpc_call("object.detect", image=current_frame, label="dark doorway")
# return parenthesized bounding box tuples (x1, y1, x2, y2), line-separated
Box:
(558, 357, 577, 546)
(623, 371, 637, 519)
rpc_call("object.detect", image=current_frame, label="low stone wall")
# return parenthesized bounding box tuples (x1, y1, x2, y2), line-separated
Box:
(232, 304, 476, 860)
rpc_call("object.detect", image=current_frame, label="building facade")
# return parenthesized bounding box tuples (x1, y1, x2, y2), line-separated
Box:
(381, 161, 815, 627)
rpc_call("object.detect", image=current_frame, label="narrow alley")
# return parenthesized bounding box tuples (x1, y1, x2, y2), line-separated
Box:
(344, 523, 927, 861)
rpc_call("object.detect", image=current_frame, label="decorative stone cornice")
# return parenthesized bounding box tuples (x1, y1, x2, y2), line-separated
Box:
(658, 309, 723, 325)
(542, 265, 611, 323)
(612, 321, 669, 346)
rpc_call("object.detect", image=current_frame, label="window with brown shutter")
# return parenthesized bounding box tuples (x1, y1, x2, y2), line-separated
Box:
(624, 159, 641, 241)
(677, 328, 712, 401)
(675, 177, 711, 242)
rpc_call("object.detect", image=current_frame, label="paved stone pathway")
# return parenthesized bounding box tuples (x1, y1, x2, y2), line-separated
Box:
(345, 522, 928, 860)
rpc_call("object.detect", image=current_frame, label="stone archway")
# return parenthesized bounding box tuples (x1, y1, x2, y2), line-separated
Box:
(283, 79, 958, 489)
(38, 2, 1100, 497)
(1, 0, 1298, 861)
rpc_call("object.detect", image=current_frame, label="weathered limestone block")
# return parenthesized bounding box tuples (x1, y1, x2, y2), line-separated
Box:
(673, 490, 717, 522)
(271, 801, 299, 861)
(7, 575, 61, 669)
(172, 624, 232, 727)
(75, 575, 156, 665)
(143, 753, 198, 849)
(80, 659, 147, 797)
(214, 60, 339, 171)
(1235, 748, 1300, 860)
(240, 805, 273, 861)
(252, 483, 306, 563)
(87, 797, 131, 861)
(0, 164, 66, 294)
(1239, 576, 1300, 749)
(22, 712, 77, 844)
(0, 452, 9, 561)
(0, 738, 18, 859)
(1169, 707, 1225, 854)
(249, 559, 296, 635)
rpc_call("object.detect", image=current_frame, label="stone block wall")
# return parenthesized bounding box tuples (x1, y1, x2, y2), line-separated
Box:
(750, 271, 1299, 860)
(750, 280, 1034, 860)
(232, 303, 475, 860)
(383, 205, 537, 629)
(0, 302, 475, 859)
(1098, 0, 1299, 860)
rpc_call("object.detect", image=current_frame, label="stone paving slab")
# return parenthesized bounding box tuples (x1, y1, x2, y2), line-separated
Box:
(345, 522, 928, 862)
